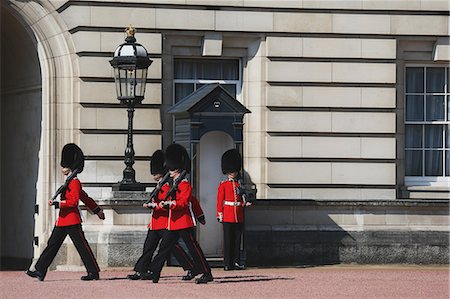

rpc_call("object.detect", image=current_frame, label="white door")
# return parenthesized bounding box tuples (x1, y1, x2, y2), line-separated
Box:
(198, 131, 234, 257)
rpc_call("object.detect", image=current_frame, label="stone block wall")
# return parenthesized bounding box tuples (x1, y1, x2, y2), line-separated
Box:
(245, 200, 449, 266)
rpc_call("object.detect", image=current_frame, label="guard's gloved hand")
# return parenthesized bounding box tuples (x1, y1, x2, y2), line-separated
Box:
(143, 202, 157, 209)
(160, 200, 175, 209)
(49, 200, 59, 208)
(96, 209, 106, 220)
(197, 215, 206, 225)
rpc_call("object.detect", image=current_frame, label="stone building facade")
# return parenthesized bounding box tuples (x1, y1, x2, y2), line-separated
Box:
(1, 0, 449, 269)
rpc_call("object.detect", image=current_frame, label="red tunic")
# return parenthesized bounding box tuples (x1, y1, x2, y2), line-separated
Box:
(56, 178, 82, 227)
(216, 179, 245, 223)
(167, 180, 195, 231)
(148, 183, 170, 231)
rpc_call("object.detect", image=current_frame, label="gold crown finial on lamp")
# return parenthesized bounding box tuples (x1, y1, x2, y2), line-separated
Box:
(126, 25, 136, 37)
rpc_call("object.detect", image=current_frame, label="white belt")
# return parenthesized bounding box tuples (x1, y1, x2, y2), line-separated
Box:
(224, 201, 242, 206)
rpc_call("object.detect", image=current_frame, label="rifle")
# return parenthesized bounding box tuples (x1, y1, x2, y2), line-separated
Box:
(237, 178, 248, 204)
(162, 170, 187, 204)
(237, 177, 257, 204)
(144, 172, 171, 206)
(51, 168, 80, 202)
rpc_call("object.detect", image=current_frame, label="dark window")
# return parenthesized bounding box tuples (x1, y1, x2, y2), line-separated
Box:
(405, 66, 449, 178)
(174, 59, 240, 103)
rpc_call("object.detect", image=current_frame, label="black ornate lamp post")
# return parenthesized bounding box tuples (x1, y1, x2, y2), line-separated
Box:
(110, 26, 152, 191)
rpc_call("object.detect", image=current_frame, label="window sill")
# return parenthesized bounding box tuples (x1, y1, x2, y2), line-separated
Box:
(407, 185, 450, 192)
(405, 177, 449, 188)
(401, 184, 450, 200)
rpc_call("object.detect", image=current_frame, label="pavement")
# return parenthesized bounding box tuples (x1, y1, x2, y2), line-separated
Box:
(1, 265, 449, 299)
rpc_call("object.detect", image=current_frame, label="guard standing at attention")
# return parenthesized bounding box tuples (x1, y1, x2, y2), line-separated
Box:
(217, 149, 251, 271)
(26, 143, 101, 281)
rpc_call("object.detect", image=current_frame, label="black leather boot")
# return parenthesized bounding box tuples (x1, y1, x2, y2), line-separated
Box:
(25, 269, 46, 281)
(140, 271, 153, 280)
(182, 270, 198, 281)
(195, 272, 214, 284)
(127, 272, 142, 280)
(151, 272, 160, 283)
(81, 273, 99, 281)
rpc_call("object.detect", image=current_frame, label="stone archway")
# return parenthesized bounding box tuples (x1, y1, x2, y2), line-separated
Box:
(1, 0, 77, 268)
(198, 131, 234, 256)
(0, 5, 42, 269)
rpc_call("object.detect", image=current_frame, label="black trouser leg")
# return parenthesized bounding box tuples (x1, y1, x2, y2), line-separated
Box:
(233, 223, 243, 265)
(179, 228, 211, 275)
(67, 224, 100, 274)
(134, 229, 163, 273)
(35, 226, 67, 273)
(223, 223, 233, 268)
(149, 230, 180, 277)
(172, 241, 194, 271)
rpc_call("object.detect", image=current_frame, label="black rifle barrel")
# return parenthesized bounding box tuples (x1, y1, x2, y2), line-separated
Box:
(163, 170, 187, 202)
(51, 168, 80, 201)
(144, 172, 171, 204)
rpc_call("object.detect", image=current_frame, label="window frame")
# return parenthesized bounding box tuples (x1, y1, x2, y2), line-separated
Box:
(404, 64, 449, 186)
(172, 58, 242, 105)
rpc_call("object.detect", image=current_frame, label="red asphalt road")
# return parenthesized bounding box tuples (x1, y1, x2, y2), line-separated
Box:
(1, 265, 449, 299)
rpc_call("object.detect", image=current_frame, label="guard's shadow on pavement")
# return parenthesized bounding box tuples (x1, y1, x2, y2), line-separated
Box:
(105, 277, 129, 280)
(215, 274, 294, 284)
(103, 274, 294, 283)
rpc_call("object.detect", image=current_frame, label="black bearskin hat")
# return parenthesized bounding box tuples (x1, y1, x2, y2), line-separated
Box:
(150, 150, 167, 175)
(221, 149, 241, 174)
(60, 143, 85, 173)
(165, 143, 190, 172)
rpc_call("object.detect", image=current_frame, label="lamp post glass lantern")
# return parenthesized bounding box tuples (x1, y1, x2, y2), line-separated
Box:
(110, 26, 152, 191)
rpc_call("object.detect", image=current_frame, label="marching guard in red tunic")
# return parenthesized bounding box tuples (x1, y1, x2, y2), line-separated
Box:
(217, 149, 251, 271)
(26, 143, 102, 281)
(149, 143, 213, 284)
(127, 150, 204, 280)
